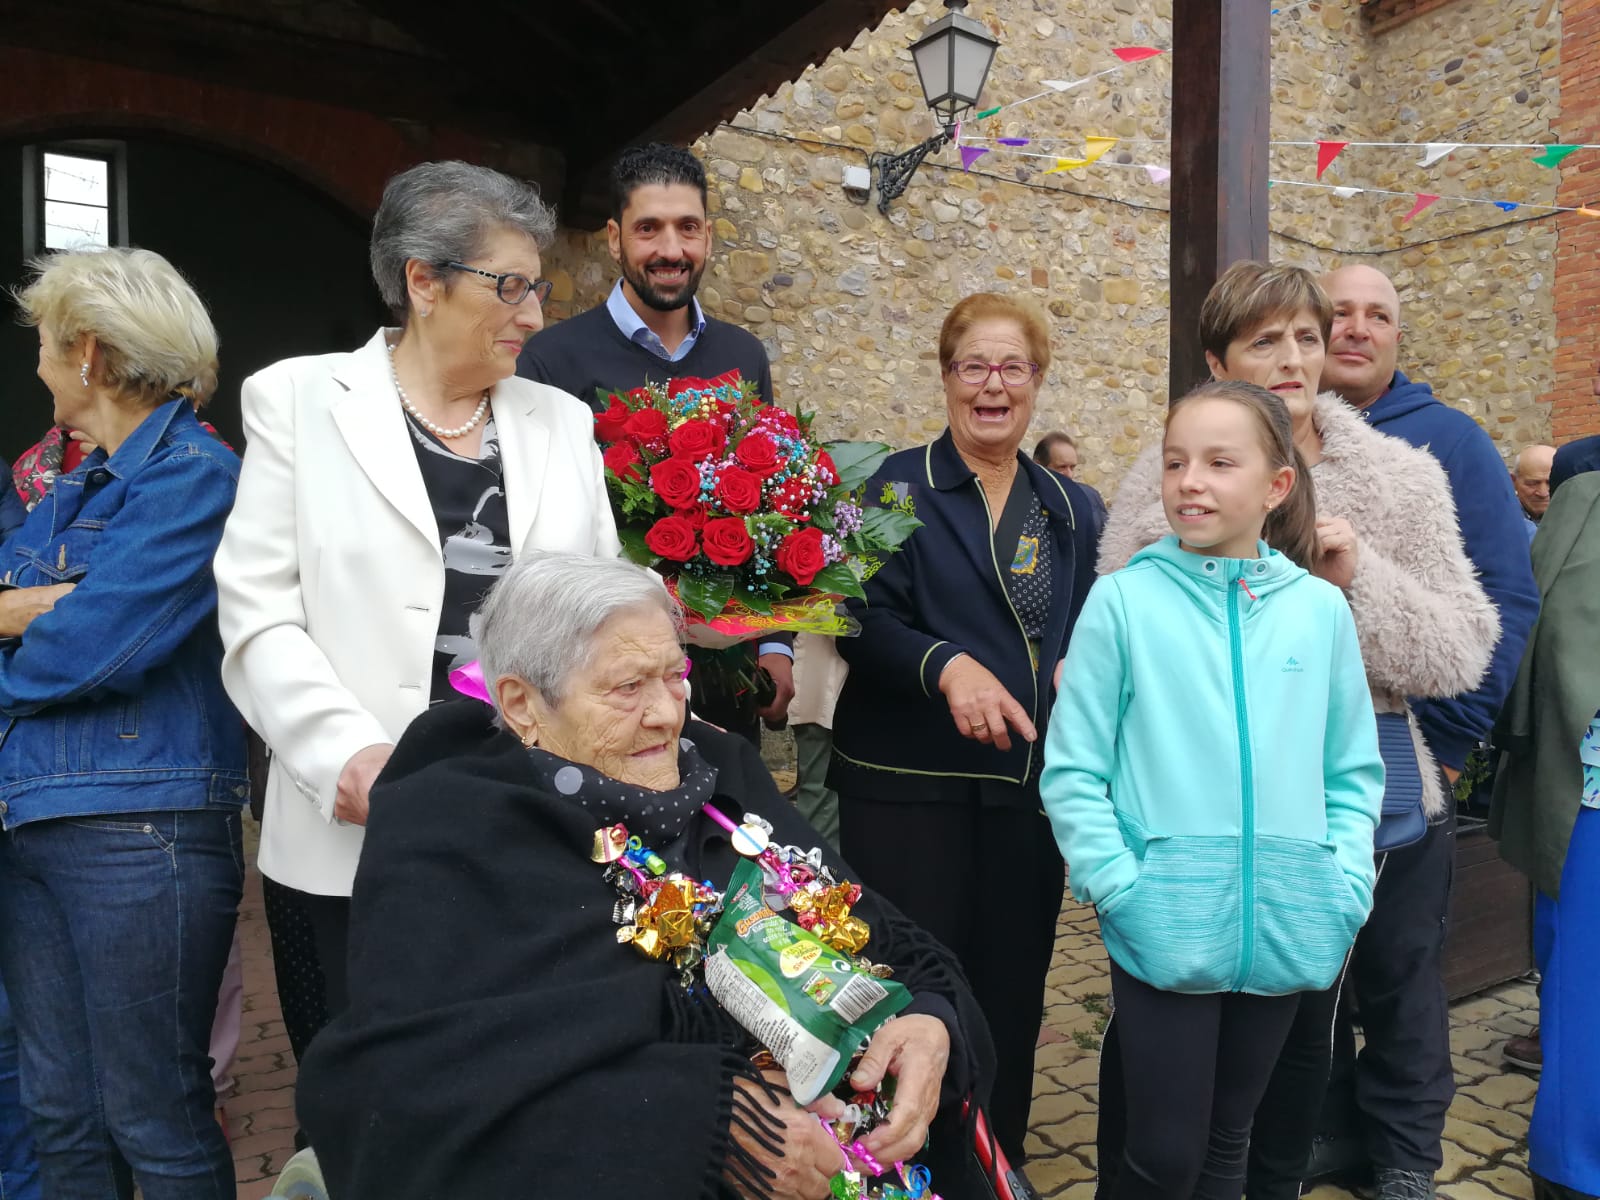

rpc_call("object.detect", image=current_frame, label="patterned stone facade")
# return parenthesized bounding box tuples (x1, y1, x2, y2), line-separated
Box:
(541, 0, 1571, 490)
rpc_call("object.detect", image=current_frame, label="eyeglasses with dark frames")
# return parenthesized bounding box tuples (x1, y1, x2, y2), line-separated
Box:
(948, 359, 1041, 387)
(441, 261, 553, 307)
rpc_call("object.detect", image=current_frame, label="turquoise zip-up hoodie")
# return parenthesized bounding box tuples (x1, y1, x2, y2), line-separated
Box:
(1042, 537, 1383, 996)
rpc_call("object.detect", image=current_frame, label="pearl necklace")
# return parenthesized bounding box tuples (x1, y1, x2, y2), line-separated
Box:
(387, 340, 490, 439)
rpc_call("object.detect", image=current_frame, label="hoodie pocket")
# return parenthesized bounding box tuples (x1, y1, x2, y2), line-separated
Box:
(1098, 836, 1241, 993)
(1248, 836, 1369, 993)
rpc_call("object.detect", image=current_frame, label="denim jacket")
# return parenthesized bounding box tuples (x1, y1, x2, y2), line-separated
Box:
(0, 398, 248, 827)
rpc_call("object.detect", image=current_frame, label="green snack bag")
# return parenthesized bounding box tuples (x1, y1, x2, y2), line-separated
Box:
(704, 857, 912, 1105)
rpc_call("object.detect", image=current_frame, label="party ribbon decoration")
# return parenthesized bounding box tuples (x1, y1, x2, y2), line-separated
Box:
(1419, 142, 1461, 167)
(448, 660, 492, 705)
(1532, 144, 1581, 168)
(959, 146, 989, 171)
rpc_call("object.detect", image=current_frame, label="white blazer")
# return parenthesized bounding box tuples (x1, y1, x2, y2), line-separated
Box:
(216, 329, 620, 896)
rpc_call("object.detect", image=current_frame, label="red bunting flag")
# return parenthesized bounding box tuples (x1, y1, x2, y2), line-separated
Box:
(1316, 141, 1349, 179)
(1112, 47, 1163, 62)
(1402, 193, 1441, 223)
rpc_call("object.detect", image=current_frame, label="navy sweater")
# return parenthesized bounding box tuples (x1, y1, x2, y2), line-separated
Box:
(1551, 433, 1600, 494)
(515, 303, 774, 411)
(1360, 371, 1540, 771)
(829, 431, 1102, 801)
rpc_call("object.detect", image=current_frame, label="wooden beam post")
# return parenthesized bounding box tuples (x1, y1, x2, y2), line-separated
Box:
(1168, 0, 1271, 400)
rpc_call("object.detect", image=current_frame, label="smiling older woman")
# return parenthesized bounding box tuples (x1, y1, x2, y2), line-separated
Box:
(827, 293, 1104, 1165)
(294, 554, 994, 1200)
(215, 161, 620, 1023)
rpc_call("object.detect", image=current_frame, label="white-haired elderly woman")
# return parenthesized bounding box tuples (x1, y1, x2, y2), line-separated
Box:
(215, 161, 620, 1017)
(293, 553, 995, 1200)
(0, 247, 245, 1199)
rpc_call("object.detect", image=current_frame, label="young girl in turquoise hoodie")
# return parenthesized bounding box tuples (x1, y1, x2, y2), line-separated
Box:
(1042, 380, 1383, 1200)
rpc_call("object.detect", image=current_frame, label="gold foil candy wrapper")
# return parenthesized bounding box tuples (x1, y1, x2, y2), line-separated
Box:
(818, 914, 871, 956)
(591, 824, 630, 864)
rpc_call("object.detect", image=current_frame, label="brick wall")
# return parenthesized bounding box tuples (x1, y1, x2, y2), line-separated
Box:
(1548, 1, 1600, 441)
(0, 45, 531, 218)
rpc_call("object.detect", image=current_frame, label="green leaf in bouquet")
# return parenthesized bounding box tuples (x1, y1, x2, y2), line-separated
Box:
(734, 586, 775, 615)
(807, 506, 836, 532)
(857, 505, 923, 549)
(616, 525, 658, 568)
(809, 562, 867, 601)
(677, 569, 738, 622)
(824, 441, 893, 490)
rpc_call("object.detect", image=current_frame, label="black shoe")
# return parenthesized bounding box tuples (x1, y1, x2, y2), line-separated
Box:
(1305, 1131, 1371, 1187)
(1372, 1167, 1437, 1200)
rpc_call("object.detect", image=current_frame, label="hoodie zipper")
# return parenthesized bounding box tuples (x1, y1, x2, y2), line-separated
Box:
(1229, 575, 1257, 990)
(974, 484, 1037, 783)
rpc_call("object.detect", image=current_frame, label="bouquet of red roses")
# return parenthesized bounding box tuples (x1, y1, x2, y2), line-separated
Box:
(594, 371, 917, 646)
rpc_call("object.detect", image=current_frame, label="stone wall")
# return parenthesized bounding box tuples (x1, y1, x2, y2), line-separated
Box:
(540, 0, 1565, 490)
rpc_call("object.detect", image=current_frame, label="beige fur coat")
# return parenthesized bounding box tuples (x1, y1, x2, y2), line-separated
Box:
(1097, 391, 1500, 819)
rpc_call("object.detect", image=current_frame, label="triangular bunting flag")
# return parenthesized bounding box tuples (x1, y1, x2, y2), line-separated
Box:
(1041, 80, 1075, 91)
(1332, 187, 1364, 198)
(1144, 165, 1172, 184)
(974, 106, 1003, 120)
(960, 146, 990, 172)
(1577, 207, 1600, 218)
(1494, 201, 1519, 212)
(1316, 141, 1349, 179)
(1112, 47, 1163, 62)
(1045, 137, 1118, 173)
(998, 138, 1030, 147)
(1419, 143, 1461, 167)
(1402, 193, 1441, 223)
(1532, 144, 1580, 168)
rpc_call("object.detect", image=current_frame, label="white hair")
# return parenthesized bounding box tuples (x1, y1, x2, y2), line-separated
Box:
(470, 553, 683, 711)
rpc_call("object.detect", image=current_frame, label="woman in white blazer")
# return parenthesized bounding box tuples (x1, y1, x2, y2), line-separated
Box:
(215, 162, 618, 1015)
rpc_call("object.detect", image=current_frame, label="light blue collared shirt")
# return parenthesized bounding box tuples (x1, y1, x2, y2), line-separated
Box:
(601, 279, 791, 666)
(604, 280, 707, 364)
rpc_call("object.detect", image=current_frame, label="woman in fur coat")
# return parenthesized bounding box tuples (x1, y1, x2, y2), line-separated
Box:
(1089, 262, 1499, 1200)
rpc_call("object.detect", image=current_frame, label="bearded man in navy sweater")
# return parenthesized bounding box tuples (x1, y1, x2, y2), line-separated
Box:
(517, 144, 792, 742)
(1296, 264, 1539, 1200)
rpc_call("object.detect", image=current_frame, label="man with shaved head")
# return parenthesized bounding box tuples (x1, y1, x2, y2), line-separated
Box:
(1512, 444, 1557, 531)
(1251, 265, 1539, 1200)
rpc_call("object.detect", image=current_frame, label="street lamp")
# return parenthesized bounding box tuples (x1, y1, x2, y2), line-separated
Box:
(870, 0, 1000, 213)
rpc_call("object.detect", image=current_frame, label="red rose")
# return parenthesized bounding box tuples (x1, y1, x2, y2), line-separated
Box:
(649, 457, 702, 509)
(624, 407, 669, 445)
(776, 526, 829, 586)
(668, 370, 742, 398)
(668, 418, 726, 463)
(735, 432, 783, 478)
(676, 502, 709, 530)
(603, 441, 643, 483)
(644, 515, 699, 562)
(714, 466, 763, 514)
(627, 387, 653, 404)
(768, 477, 811, 517)
(702, 517, 755, 567)
(594, 396, 630, 443)
(815, 449, 840, 487)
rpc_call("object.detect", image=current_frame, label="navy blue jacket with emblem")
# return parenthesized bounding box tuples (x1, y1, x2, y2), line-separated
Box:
(0, 398, 248, 827)
(829, 429, 1102, 801)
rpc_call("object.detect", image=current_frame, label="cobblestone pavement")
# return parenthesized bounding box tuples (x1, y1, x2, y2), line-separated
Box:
(226, 822, 1540, 1199)
(1025, 903, 1541, 1200)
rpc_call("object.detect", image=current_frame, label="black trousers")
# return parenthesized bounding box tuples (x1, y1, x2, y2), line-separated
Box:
(1106, 962, 1300, 1200)
(839, 795, 1065, 1165)
(301, 891, 354, 1020)
(1247, 808, 1457, 1195)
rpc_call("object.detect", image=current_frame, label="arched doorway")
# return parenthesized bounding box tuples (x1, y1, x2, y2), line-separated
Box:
(0, 130, 386, 460)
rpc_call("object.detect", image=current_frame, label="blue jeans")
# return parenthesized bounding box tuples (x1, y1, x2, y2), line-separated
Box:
(0, 810, 242, 1200)
(0, 979, 40, 1200)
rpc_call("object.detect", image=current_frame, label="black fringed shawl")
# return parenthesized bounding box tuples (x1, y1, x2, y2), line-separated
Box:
(296, 701, 995, 1200)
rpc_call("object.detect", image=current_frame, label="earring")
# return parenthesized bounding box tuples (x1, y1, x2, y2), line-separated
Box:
(420, 308, 431, 318)
(80, 363, 89, 387)
(521, 730, 537, 748)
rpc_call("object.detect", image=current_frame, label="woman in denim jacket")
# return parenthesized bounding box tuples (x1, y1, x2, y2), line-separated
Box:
(0, 247, 245, 1200)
